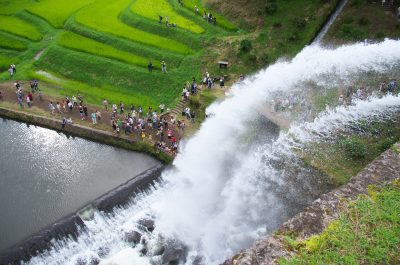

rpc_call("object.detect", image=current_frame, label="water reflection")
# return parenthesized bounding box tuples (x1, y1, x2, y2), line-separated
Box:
(0, 118, 160, 252)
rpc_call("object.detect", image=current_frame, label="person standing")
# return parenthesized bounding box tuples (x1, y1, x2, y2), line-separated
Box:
(148, 60, 153, 72)
(161, 61, 167, 73)
(103, 99, 108, 111)
(11, 64, 16, 74)
(159, 103, 165, 114)
(26, 95, 31, 108)
(91, 111, 97, 125)
(48, 102, 55, 114)
(8, 67, 13, 78)
(79, 105, 84, 120)
(220, 76, 225, 88)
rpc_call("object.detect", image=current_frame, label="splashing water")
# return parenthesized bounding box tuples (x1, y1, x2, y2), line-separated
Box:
(24, 40, 400, 265)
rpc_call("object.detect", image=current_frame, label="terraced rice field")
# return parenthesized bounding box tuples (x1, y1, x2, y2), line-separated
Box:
(0, 0, 237, 108)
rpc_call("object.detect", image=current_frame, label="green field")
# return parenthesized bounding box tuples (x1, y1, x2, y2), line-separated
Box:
(0, 0, 237, 108)
(0, 15, 42, 41)
(0, 0, 339, 111)
(131, 0, 204, 33)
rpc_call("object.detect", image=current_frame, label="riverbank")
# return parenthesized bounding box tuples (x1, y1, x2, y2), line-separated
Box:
(222, 142, 400, 265)
(0, 106, 173, 164)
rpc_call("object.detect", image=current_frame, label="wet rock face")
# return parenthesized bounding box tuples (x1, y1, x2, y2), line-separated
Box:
(124, 230, 142, 245)
(138, 218, 155, 232)
(222, 143, 400, 265)
(75, 255, 100, 265)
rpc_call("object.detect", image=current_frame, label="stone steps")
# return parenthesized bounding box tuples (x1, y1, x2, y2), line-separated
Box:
(170, 100, 187, 117)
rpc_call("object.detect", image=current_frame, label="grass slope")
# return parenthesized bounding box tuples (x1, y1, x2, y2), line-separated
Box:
(58, 31, 152, 69)
(26, 0, 96, 28)
(130, 0, 204, 33)
(75, 0, 194, 54)
(182, 0, 237, 31)
(0, 33, 27, 51)
(0, 15, 42, 41)
(280, 181, 400, 264)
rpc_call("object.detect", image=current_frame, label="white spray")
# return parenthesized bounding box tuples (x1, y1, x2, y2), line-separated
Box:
(25, 40, 400, 265)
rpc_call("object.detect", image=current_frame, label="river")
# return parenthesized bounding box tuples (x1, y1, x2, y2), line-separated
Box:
(0, 118, 160, 253)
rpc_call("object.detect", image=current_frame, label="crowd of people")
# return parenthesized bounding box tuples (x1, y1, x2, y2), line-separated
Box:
(5, 62, 226, 156)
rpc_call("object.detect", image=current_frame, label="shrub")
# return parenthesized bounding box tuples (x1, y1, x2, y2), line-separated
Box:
(261, 53, 271, 65)
(340, 138, 367, 159)
(292, 17, 307, 29)
(189, 96, 201, 109)
(351, 0, 366, 6)
(239, 39, 252, 53)
(375, 31, 385, 39)
(379, 137, 397, 152)
(265, 2, 277, 15)
(340, 24, 365, 40)
(343, 17, 355, 24)
(288, 33, 299, 42)
(358, 17, 370, 26)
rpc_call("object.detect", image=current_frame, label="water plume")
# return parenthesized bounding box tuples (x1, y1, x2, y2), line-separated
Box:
(24, 40, 400, 265)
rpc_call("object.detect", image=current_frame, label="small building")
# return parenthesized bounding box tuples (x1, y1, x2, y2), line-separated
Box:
(218, 61, 228, 71)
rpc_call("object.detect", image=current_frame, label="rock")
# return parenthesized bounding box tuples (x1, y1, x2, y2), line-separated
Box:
(161, 242, 187, 265)
(97, 246, 110, 258)
(124, 230, 142, 245)
(75, 254, 100, 265)
(152, 244, 165, 256)
(138, 218, 155, 232)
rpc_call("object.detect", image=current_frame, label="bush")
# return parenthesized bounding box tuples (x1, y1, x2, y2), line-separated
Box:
(239, 39, 252, 53)
(358, 17, 370, 26)
(288, 33, 299, 42)
(261, 53, 271, 65)
(265, 2, 277, 15)
(351, 0, 366, 6)
(343, 17, 355, 24)
(292, 17, 307, 29)
(379, 137, 397, 152)
(340, 138, 367, 159)
(375, 31, 385, 39)
(340, 24, 366, 40)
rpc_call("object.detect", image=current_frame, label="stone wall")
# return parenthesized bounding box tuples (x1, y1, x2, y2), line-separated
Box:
(223, 142, 400, 265)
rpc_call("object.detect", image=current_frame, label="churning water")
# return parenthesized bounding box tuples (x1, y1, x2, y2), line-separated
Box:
(23, 40, 400, 265)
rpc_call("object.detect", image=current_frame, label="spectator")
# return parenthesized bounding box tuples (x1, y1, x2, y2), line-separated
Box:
(161, 61, 167, 73)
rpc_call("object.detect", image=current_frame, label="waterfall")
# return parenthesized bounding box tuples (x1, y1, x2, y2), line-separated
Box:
(24, 40, 400, 265)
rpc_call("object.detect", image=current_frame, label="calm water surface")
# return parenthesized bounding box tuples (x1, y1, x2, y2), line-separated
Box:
(0, 118, 160, 252)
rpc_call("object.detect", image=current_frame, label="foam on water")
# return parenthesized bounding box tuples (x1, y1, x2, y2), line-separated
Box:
(24, 40, 400, 265)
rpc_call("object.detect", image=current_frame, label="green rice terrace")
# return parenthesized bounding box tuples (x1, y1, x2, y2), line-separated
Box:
(0, 0, 339, 110)
(0, 0, 238, 108)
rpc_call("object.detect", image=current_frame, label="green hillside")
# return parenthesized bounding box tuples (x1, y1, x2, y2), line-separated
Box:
(0, 0, 235, 108)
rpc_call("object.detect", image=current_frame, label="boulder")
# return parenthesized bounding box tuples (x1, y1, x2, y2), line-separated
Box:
(124, 230, 142, 245)
(138, 218, 155, 232)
